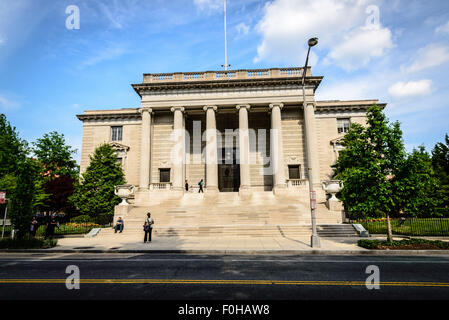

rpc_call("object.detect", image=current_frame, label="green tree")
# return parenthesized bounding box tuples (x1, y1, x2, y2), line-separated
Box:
(9, 159, 39, 238)
(396, 146, 440, 217)
(70, 144, 125, 223)
(32, 132, 78, 214)
(432, 134, 449, 208)
(333, 105, 405, 242)
(0, 114, 28, 196)
(32, 131, 78, 179)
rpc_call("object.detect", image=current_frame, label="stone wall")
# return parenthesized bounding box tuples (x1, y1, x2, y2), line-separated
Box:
(80, 119, 141, 186)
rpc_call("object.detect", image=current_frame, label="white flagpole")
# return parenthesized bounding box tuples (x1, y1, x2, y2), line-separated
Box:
(224, 0, 229, 71)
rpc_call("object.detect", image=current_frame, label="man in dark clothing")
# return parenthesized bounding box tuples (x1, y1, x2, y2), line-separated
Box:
(114, 217, 124, 233)
(198, 179, 204, 193)
(44, 217, 58, 240)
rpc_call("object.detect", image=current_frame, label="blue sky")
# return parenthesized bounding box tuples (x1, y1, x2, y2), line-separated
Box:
(0, 0, 448, 163)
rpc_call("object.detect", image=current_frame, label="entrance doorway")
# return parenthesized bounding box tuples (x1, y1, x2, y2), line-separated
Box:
(218, 148, 240, 192)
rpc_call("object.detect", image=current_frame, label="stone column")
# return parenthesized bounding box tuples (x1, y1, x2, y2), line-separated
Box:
(236, 105, 251, 193)
(269, 103, 287, 193)
(203, 105, 219, 192)
(171, 107, 185, 191)
(303, 102, 321, 191)
(139, 107, 152, 190)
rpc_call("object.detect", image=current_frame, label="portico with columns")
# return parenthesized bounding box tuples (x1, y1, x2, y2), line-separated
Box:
(78, 67, 386, 211)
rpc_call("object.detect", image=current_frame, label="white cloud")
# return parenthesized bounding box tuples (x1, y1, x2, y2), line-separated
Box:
(236, 22, 249, 35)
(193, 0, 222, 11)
(0, 94, 20, 111)
(388, 80, 433, 98)
(79, 43, 128, 68)
(404, 43, 449, 73)
(254, 0, 393, 69)
(436, 21, 449, 34)
(98, 2, 123, 29)
(325, 25, 393, 71)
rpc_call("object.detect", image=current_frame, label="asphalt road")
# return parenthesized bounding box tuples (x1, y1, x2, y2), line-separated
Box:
(0, 253, 449, 300)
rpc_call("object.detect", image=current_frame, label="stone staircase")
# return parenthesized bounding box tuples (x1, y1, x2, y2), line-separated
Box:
(114, 192, 353, 238)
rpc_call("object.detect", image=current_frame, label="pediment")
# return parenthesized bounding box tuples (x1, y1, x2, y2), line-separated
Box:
(330, 136, 344, 145)
(109, 141, 130, 151)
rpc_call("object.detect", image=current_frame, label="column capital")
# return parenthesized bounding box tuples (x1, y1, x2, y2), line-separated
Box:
(170, 106, 185, 113)
(269, 103, 284, 110)
(236, 104, 250, 111)
(139, 106, 153, 114)
(203, 105, 217, 111)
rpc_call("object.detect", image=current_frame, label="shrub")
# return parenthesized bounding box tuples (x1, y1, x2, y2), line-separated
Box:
(358, 238, 449, 249)
(0, 237, 57, 249)
(70, 215, 92, 223)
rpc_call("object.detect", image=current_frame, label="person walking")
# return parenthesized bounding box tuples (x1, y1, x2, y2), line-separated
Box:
(198, 179, 204, 193)
(143, 212, 155, 243)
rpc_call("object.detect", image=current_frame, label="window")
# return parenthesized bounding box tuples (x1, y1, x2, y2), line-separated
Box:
(116, 157, 123, 165)
(337, 118, 350, 134)
(111, 126, 123, 141)
(288, 165, 301, 180)
(159, 168, 170, 183)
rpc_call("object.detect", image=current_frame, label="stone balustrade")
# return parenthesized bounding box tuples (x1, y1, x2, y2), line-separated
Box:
(142, 67, 310, 83)
(287, 179, 308, 187)
(149, 182, 172, 190)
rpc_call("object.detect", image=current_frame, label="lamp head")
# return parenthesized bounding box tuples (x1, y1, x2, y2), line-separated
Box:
(308, 37, 318, 47)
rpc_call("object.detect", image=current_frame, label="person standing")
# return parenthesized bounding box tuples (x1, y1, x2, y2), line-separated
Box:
(185, 179, 189, 192)
(44, 216, 58, 240)
(198, 179, 204, 193)
(143, 212, 155, 243)
(30, 217, 39, 237)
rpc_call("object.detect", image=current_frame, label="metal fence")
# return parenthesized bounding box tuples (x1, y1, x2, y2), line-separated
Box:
(352, 218, 449, 236)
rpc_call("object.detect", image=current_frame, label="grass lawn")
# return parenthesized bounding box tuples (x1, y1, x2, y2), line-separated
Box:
(356, 218, 449, 236)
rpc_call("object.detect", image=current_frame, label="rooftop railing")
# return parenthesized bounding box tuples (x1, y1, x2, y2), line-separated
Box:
(143, 67, 309, 83)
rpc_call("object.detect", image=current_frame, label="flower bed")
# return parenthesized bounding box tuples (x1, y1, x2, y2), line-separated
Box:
(358, 238, 449, 250)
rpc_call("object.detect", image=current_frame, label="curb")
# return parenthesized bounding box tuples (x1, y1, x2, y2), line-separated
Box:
(1, 248, 449, 256)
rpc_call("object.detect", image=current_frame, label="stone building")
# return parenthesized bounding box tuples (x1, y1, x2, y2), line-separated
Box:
(77, 67, 385, 228)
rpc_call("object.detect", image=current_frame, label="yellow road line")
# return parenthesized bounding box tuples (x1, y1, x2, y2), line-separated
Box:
(0, 279, 449, 287)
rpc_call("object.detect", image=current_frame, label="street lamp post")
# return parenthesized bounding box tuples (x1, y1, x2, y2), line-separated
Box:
(302, 37, 320, 248)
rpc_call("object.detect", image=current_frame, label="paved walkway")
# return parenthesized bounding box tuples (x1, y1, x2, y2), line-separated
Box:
(51, 228, 367, 252)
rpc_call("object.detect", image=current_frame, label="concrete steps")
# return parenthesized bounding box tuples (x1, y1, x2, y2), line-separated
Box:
(104, 224, 358, 238)
(113, 192, 348, 238)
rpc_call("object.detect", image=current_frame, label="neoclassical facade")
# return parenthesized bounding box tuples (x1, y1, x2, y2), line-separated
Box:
(77, 67, 385, 206)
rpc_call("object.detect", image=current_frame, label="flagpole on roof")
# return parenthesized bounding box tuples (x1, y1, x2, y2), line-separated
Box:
(223, 0, 230, 71)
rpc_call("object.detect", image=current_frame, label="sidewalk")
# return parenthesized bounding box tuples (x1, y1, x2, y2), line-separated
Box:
(40, 227, 367, 253)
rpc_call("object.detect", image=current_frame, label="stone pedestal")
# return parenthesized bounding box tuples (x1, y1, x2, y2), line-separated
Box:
(327, 199, 344, 211)
(114, 205, 131, 223)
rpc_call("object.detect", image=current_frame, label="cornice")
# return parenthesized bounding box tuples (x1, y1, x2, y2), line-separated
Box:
(131, 77, 323, 98)
(76, 112, 140, 121)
